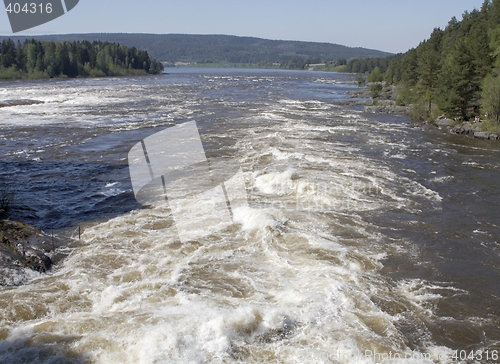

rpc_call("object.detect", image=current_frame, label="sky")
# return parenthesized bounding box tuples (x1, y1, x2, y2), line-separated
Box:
(0, 0, 487, 54)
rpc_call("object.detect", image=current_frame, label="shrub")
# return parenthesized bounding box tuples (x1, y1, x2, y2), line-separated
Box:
(370, 83, 383, 99)
(355, 75, 366, 87)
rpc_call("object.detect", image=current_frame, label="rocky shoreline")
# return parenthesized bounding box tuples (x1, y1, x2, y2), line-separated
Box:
(348, 85, 411, 115)
(432, 117, 499, 139)
(364, 102, 411, 115)
(348, 86, 498, 141)
(0, 220, 55, 286)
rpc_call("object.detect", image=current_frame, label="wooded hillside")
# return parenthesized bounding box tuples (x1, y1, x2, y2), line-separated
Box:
(0, 34, 392, 69)
(355, 0, 500, 126)
(0, 39, 164, 79)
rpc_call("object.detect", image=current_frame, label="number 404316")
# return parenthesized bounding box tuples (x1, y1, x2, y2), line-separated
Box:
(452, 350, 498, 361)
(5, 3, 53, 14)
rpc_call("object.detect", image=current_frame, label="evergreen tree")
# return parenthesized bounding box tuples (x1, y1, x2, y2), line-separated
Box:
(15, 40, 25, 72)
(438, 38, 480, 120)
(1, 39, 16, 68)
(416, 28, 443, 116)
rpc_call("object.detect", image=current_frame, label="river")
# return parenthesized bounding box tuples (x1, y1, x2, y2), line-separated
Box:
(0, 69, 499, 363)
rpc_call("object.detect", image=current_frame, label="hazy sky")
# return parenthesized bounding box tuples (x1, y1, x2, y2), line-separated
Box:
(1, 0, 486, 53)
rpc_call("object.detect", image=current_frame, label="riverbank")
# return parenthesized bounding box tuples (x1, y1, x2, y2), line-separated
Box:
(347, 84, 410, 115)
(348, 84, 499, 141)
(435, 118, 500, 140)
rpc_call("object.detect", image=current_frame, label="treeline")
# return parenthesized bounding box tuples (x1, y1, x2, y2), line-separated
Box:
(352, 0, 500, 124)
(0, 39, 164, 80)
(0, 34, 392, 70)
(345, 57, 391, 74)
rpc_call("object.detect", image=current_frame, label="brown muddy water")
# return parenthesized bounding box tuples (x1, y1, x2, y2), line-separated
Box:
(0, 69, 499, 363)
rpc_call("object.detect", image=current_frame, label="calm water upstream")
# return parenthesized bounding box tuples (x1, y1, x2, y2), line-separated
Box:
(0, 69, 499, 363)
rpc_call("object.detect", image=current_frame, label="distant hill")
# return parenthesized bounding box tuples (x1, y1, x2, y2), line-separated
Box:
(0, 33, 392, 67)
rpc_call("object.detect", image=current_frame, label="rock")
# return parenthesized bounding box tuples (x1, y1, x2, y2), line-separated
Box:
(461, 122, 475, 132)
(0, 220, 55, 286)
(451, 128, 498, 141)
(364, 105, 410, 115)
(450, 122, 481, 135)
(442, 119, 497, 140)
(451, 126, 464, 134)
(0, 99, 44, 108)
(474, 131, 492, 140)
(434, 118, 456, 127)
(473, 131, 498, 140)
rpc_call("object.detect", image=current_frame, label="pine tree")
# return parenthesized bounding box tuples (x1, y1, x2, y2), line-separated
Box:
(438, 38, 480, 120)
(1, 39, 16, 68)
(417, 28, 443, 116)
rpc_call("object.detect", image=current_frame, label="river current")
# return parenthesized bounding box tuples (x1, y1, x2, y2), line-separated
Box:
(0, 69, 499, 363)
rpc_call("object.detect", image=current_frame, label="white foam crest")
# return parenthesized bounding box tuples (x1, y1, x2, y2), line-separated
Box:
(254, 169, 297, 195)
(328, 125, 360, 132)
(0, 266, 42, 286)
(242, 118, 440, 215)
(396, 279, 466, 314)
(339, 111, 363, 119)
(430, 176, 454, 184)
(233, 206, 286, 235)
(0, 81, 186, 127)
(98, 185, 128, 198)
(250, 164, 410, 214)
(314, 78, 346, 85)
(269, 147, 305, 161)
(390, 153, 408, 160)
(405, 179, 443, 203)
(260, 112, 287, 121)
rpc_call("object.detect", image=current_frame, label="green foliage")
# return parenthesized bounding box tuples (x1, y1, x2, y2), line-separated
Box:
(479, 119, 500, 134)
(408, 96, 443, 122)
(0, 65, 21, 79)
(345, 57, 391, 74)
(368, 67, 384, 82)
(280, 58, 308, 70)
(0, 39, 163, 80)
(415, 28, 443, 117)
(374, 1, 500, 121)
(437, 37, 482, 120)
(481, 70, 500, 122)
(370, 83, 383, 99)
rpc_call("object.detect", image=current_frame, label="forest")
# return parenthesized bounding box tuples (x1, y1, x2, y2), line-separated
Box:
(0, 39, 164, 80)
(0, 34, 391, 70)
(351, 0, 500, 126)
